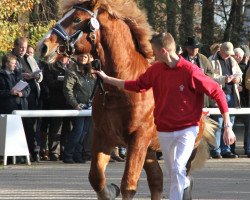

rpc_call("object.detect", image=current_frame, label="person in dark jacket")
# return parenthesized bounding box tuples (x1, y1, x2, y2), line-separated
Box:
(43, 55, 73, 161)
(10, 37, 43, 162)
(63, 53, 96, 163)
(0, 53, 30, 114)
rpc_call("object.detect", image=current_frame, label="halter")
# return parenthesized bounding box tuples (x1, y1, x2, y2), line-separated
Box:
(52, 5, 100, 57)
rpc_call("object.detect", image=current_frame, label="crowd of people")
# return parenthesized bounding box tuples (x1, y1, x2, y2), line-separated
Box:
(0, 35, 249, 167)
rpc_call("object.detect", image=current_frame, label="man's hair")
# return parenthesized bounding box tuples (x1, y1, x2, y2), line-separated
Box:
(150, 32, 176, 52)
(14, 37, 28, 47)
(2, 53, 17, 69)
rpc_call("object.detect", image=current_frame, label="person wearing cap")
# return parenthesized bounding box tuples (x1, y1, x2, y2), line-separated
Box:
(241, 44, 250, 157)
(181, 36, 214, 107)
(209, 41, 242, 159)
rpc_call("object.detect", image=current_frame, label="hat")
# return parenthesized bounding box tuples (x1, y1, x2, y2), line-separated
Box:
(220, 42, 235, 55)
(240, 44, 250, 57)
(184, 36, 202, 48)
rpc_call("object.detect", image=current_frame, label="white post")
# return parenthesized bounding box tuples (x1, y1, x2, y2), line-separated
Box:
(0, 114, 31, 165)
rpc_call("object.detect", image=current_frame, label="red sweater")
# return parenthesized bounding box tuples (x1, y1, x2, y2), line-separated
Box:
(124, 56, 228, 132)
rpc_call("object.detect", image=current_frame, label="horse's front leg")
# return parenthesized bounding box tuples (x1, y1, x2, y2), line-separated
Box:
(120, 133, 150, 200)
(89, 138, 120, 200)
(143, 148, 163, 200)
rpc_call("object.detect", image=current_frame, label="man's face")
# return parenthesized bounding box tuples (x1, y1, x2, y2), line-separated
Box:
(232, 54, 243, 64)
(219, 50, 230, 60)
(15, 41, 28, 57)
(186, 47, 199, 57)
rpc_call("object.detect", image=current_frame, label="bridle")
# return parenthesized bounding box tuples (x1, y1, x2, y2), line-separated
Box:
(52, 5, 100, 57)
(52, 5, 109, 106)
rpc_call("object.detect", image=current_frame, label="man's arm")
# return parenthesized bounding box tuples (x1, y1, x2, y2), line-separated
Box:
(96, 70, 125, 89)
(221, 112, 236, 145)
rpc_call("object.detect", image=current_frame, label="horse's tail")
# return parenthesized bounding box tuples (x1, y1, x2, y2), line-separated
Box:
(189, 112, 218, 173)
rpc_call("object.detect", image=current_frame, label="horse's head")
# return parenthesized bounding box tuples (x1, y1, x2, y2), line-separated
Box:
(39, 0, 153, 76)
(39, 0, 101, 63)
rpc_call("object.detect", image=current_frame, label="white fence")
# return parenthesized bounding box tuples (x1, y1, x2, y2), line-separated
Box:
(11, 108, 250, 117)
(1, 107, 250, 166)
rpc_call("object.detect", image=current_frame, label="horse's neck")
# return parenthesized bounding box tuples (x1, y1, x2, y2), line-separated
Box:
(99, 19, 149, 80)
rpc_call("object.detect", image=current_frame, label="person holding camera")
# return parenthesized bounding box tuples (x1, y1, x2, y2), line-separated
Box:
(63, 53, 96, 163)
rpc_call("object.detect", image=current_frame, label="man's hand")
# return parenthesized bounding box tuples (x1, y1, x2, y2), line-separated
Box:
(225, 75, 234, 83)
(223, 127, 236, 145)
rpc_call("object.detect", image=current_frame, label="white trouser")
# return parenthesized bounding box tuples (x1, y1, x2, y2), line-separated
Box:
(158, 126, 198, 200)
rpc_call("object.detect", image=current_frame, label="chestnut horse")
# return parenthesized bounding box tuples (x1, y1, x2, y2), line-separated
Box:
(39, 0, 216, 199)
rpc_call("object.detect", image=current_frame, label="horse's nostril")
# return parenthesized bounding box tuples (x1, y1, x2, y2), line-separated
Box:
(40, 44, 48, 57)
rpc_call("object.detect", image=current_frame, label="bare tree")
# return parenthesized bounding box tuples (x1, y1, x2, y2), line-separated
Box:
(201, 0, 214, 56)
(166, 0, 179, 40)
(179, 0, 196, 45)
(223, 0, 244, 46)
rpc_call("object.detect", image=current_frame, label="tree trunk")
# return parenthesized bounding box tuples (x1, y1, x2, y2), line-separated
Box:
(166, 0, 178, 41)
(242, 0, 250, 44)
(179, 0, 196, 46)
(201, 0, 214, 56)
(224, 0, 244, 46)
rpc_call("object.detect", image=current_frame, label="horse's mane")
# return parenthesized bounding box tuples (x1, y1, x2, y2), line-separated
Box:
(59, 0, 153, 59)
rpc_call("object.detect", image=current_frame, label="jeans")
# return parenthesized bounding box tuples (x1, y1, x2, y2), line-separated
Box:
(210, 94, 235, 156)
(63, 117, 91, 161)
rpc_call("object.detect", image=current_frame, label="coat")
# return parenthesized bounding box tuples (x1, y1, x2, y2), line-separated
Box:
(63, 66, 96, 109)
(208, 52, 242, 108)
(0, 69, 30, 114)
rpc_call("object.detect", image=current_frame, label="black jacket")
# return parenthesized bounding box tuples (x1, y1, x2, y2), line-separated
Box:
(0, 69, 30, 114)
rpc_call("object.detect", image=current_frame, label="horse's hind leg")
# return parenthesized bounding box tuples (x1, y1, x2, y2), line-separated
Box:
(143, 148, 163, 200)
(89, 140, 120, 200)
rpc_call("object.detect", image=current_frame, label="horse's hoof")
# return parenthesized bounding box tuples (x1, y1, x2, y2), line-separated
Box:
(110, 183, 120, 197)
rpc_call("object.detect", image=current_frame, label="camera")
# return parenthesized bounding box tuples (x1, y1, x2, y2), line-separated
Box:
(91, 59, 101, 70)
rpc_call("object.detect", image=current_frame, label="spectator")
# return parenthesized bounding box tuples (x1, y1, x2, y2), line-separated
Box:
(43, 55, 74, 161)
(10, 37, 43, 162)
(63, 53, 96, 163)
(0, 53, 30, 114)
(26, 45, 35, 57)
(233, 48, 245, 64)
(241, 44, 250, 157)
(95, 32, 236, 200)
(181, 36, 214, 107)
(209, 41, 242, 159)
(0, 54, 31, 164)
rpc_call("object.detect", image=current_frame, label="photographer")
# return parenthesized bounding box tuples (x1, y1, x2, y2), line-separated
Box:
(63, 53, 96, 163)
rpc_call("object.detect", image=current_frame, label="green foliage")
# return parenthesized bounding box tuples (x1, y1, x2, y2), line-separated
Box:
(0, 0, 55, 58)
(0, 21, 55, 52)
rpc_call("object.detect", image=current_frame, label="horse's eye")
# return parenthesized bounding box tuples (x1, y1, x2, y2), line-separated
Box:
(73, 18, 81, 23)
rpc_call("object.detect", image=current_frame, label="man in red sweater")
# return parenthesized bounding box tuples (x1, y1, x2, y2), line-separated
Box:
(96, 32, 236, 200)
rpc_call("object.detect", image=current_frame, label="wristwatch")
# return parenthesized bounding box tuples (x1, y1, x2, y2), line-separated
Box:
(224, 122, 233, 128)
